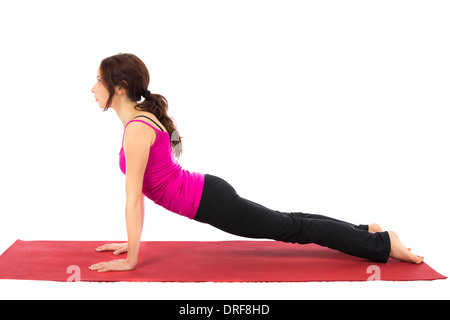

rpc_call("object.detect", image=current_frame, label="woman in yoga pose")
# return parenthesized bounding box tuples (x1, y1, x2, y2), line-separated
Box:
(89, 53, 423, 272)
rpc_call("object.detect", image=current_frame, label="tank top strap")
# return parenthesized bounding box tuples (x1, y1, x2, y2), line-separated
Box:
(132, 115, 165, 132)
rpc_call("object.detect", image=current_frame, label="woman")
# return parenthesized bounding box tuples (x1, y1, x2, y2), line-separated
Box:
(89, 53, 423, 273)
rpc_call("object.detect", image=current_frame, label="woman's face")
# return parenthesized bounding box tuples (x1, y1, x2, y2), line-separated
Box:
(91, 69, 109, 109)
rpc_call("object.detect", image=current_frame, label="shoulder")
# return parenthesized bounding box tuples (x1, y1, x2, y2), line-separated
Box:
(123, 121, 156, 149)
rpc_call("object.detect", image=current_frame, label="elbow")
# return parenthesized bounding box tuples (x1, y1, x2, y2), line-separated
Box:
(125, 199, 142, 212)
(126, 192, 144, 209)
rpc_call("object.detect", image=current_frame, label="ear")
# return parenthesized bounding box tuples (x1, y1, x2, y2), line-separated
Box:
(115, 80, 128, 95)
(114, 86, 126, 96)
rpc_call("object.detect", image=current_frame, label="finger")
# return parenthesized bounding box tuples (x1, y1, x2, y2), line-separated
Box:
(94, 263, 111, 272)
(89, 263, 105, 270)
(95, 245, 109, 252)
(96, 244, 114, 251)
(95, 243, 118, 252)
(113, 248, 126, 255)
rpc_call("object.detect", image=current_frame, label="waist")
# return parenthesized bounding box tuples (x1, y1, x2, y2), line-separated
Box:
(143, 170, 205, 219)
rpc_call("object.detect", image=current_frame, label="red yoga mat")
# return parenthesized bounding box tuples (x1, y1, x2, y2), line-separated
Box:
(0, 239, 446, 282)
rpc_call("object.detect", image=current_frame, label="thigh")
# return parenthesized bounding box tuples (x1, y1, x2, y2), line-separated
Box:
(194, 175, 299, 240)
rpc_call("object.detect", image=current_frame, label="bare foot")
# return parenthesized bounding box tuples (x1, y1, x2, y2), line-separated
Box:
(388, 230, 424, 264)
(368, 223, 382, 233)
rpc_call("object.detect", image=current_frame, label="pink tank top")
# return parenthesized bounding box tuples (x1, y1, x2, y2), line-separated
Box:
(119, 119, 204, 219)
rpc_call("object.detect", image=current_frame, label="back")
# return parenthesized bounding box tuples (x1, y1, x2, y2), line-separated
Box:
(119, 118, 204, 219)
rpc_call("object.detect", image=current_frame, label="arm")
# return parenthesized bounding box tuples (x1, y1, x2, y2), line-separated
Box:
(94, 193, 145, 256)
(124, 124, 153, 267)
(140, 192, 145, 234)
(89, 122, 153, 272)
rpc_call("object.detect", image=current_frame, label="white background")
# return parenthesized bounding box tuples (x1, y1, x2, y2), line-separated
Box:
(0, 0, 449, 299)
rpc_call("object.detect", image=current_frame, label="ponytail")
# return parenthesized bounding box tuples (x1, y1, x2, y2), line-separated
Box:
(134, 94, 183, 158)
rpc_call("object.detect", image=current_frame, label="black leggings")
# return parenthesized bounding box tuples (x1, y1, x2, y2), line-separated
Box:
(194, 174, 391, 263)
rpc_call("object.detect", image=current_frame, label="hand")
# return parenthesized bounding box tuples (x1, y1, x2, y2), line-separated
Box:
(89, 259, 135, 272)
(95, 243, 128, 255)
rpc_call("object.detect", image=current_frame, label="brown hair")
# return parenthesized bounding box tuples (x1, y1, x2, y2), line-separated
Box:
(99, 53, 182, 156)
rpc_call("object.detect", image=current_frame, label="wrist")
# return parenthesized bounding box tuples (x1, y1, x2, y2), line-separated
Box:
(126, 258, 137, 268)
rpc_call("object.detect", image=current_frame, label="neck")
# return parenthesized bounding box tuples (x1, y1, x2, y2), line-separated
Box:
(111, 100, 142, 127)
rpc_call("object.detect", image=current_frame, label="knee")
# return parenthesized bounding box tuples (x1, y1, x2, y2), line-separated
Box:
(273, 212, 304, 244)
